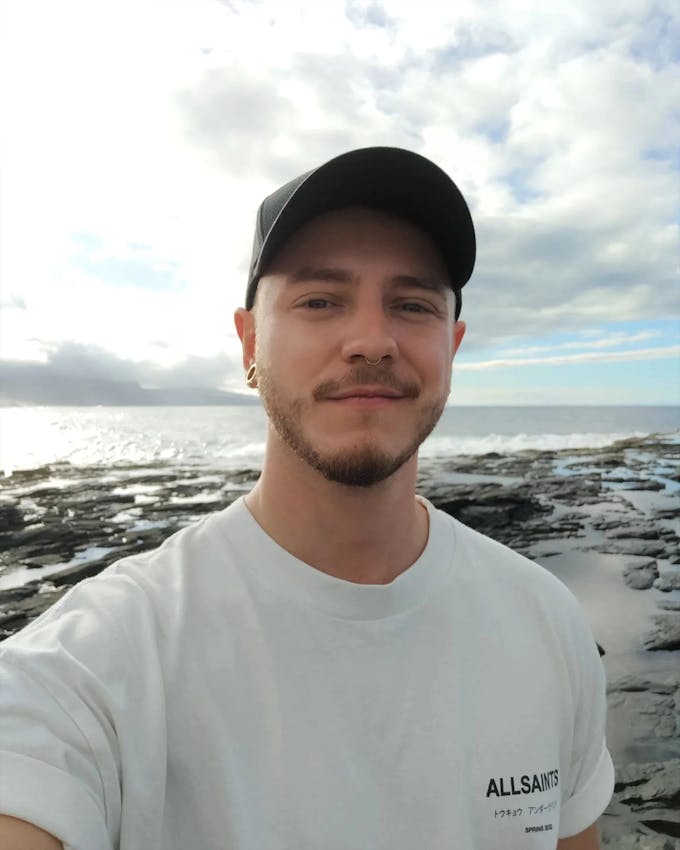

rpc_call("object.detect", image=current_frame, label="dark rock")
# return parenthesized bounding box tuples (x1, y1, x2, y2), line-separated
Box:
(642, 616, 680, 651)
(0, 520, 92, 553)
(0, 500, 25, 532)
(607, 689, 678, 739)
(43, 558, 115, 587)
(654, 574, 680, 593)
(625, 568, 659, 590)
(601, 834, 680, 848)
(613, 759, 680, 812)
(603, 760, 680, 847)
(609, 479, 666, 491)
(624, 557, 659, 570)
(623, 558, 659, 590)
(607, 675, 680, 695)
(596, 540, 669, 558)
(608, 526, 666, 541)
(0, 585, 37, 604)
(550, 477, 602, 502)
(591, 453, 625, 468)
(24, 553, 66, 568)
(433, 484, 550, 535)
(0, 584, 68, 634)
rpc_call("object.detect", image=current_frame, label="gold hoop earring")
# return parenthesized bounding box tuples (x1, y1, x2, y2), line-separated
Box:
(246, 363, 257, 387)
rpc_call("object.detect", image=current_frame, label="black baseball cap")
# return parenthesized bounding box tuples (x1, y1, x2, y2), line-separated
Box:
(246, 146, 475, 319)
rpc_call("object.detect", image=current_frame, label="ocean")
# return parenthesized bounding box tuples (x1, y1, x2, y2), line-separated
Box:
(1, 405, 678, 476)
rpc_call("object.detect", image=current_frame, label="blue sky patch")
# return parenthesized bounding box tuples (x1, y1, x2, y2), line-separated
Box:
(71, 235, 184, 292)
(501, 166, 543, 204)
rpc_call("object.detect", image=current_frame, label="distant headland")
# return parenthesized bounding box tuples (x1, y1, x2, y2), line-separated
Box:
(0, 361, 259, 406)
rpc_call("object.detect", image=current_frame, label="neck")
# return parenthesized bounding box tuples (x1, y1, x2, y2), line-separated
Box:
(245, 433, 428, 585)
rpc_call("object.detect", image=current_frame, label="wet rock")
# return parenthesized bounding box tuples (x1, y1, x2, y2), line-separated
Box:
(24, 553, 66, 568)
(590, 452, 625, 468)
(625, 567, 660, 590)
(0, 519, 92, 554)
(431, 485, 551, 542)
(608, 674, 680, 695)
(607, 675, 680, 741)
(0, 585, 36, 603)
(596, 540, 669, 558)
(642, 616, 680, 651)
(653, 507, 680, 522)
(0, 584, 69, 638)
(608, 525, 667, 541)
(610, 479, 666, 491)
(549, 477, 603, 503)
(654, 574, 680, 593)
(657, 600, 680, 612)
(613, 758, 680, 817)
(44, 557, 119, 587)
(601, 757, 680, 846)
(623, 557, 659, 590)
(624, 557, 659, 571)
(602, 835, 680, 848)
(0, 500, 25, 532)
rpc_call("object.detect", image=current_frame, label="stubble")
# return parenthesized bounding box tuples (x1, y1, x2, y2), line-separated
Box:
(257, 365, 448, 487)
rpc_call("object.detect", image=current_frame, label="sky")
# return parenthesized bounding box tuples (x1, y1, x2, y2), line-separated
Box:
(0, 0, 678, 405)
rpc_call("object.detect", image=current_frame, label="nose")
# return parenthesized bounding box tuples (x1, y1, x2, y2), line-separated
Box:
(340, 303, 399, 365)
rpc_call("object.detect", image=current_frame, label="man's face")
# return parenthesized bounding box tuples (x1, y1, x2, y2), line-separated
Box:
(235, 206, 465, 487)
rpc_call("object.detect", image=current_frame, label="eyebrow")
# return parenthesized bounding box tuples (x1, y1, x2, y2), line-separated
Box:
(289, 267, 358, 285)
(389, 274, 448, 295)
(288, 266, 448, 294)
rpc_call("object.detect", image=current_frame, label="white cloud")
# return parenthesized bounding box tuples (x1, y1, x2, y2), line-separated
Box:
(501, 330, 660, 355)
(0, 0, 678, 401)
(458, 344, 680, 370)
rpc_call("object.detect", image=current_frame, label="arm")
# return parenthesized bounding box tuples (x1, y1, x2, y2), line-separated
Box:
(557, 822, 600, 850)
(0, 815, 63, 850)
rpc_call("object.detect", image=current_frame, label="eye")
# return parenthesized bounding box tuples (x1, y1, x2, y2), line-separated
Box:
(397, 301, 434, 314)
(304, 297, 334, 309)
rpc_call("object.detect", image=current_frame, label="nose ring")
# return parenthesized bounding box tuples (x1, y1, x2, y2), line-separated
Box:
(365, 356, 383, 366)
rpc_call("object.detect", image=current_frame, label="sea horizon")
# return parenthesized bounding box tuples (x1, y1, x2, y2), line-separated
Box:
(1, 403, 678, 476)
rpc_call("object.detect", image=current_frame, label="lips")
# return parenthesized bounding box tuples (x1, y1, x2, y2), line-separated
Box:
(325, 386, 406, 400)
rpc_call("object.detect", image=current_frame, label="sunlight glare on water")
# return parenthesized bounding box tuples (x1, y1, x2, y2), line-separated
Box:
(0, 405, 677, 476)
(0, 406, 269, 475)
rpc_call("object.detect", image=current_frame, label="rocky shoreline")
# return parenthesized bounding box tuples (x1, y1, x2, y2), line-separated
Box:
(1, 433, 678, 847)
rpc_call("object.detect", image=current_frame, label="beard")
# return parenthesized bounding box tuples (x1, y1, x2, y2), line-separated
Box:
(257, 364, 448, 488)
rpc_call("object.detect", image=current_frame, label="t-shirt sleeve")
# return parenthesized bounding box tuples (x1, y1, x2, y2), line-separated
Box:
(0, 572, 167, 850)
(557, 597, 615, 838)
(0, 659, 114, 850)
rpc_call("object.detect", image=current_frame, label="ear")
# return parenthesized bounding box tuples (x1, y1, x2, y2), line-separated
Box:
(452, 320, 466, 361)
(234, 307, 256, 370)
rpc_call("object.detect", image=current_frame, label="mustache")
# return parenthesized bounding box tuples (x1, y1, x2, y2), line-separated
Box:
(313, 366, 420, 400)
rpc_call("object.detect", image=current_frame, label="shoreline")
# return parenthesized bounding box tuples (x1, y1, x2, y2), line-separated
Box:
(1, 434, 678, 846)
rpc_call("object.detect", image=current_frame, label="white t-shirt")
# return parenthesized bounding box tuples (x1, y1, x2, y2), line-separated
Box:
(0, 496, 613, 849)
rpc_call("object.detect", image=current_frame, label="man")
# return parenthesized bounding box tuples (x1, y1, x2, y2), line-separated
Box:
(0, 147, 613, 849)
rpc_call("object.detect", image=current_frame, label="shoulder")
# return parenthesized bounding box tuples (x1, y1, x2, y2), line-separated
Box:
(432, 503, 573, 596)
(430, 504, 597, 650)
(0, 498, 249, 663)
(109, 495, 248, 580)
